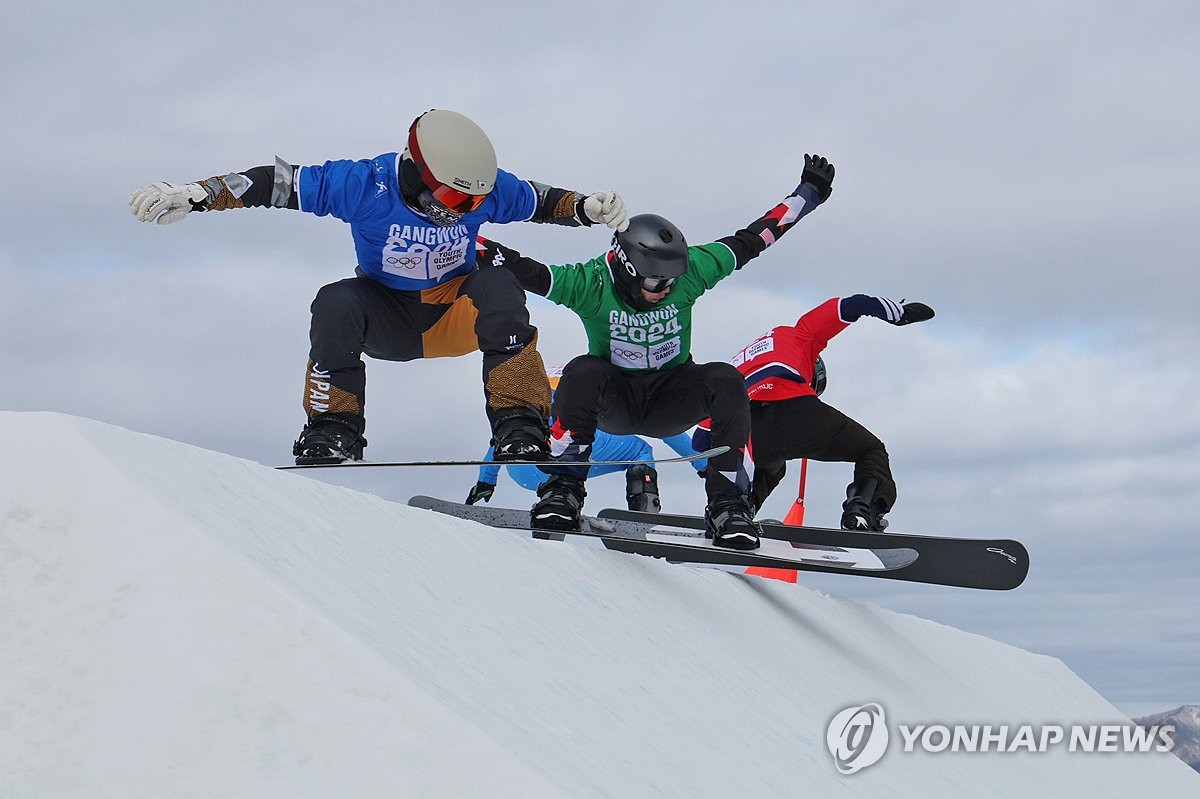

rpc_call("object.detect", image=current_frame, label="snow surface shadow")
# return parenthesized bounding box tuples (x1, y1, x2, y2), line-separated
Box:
(732, 574, 882, 663)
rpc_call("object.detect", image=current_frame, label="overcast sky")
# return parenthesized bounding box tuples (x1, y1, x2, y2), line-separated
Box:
(3, 1, 1198, 718)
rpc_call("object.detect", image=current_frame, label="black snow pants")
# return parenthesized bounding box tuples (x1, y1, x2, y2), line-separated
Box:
(749, 395, 895, 511)
(302, 267, 550, 428)
(545, 354, 751, 497)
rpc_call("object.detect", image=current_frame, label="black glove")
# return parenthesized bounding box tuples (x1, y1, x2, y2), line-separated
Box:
(800, 153, 835, 202)
(465, 481, 495, 505)
(892, 301, 935, 326)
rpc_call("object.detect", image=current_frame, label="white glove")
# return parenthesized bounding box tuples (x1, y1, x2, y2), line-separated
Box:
(583, 190, 629, 232)
(128, 181, 208, 225)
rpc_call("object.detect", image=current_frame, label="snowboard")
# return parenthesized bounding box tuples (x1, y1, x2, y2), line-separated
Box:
(408, 495, 922, 577)
(597, 508, 1030, 591)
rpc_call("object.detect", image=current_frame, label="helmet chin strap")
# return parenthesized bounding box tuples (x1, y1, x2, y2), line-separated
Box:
(399, 156, 462, 227)
(417, 191, 463, 227)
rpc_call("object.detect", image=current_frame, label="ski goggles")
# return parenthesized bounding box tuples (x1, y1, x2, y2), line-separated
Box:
(639, 276, 677, 293)
(405, 129, 489, 215)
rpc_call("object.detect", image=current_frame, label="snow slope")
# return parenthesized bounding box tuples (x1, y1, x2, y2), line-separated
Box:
(2, 412, 1196, 797)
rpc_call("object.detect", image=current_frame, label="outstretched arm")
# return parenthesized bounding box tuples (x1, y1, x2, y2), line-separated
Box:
(718, 154, 835, 269)
(793, 295, 935, 346)
(475, 236, 553, 296)
(528, 184, 629, 231)
(130, 161, 631, 230)
(838, 295, 935, 326)
(129, 157, 298, 224)
(466, 448, 502, 505)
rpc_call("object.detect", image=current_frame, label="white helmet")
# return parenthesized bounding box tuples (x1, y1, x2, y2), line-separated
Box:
(400, 109, 498, 225)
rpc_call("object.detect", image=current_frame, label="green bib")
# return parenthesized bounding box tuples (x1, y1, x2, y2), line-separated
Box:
(546, 242, 738, 372)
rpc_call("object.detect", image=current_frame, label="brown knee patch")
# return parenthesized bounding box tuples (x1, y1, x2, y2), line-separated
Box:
(486, 331, 552, 417)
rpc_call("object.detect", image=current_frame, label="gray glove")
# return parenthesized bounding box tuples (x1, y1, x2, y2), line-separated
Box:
(128, 181, 208, 225)
(582, 191, 629, 231)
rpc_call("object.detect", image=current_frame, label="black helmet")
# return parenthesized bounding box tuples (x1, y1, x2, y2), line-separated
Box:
(812, 356, 827, 397)
(610, 213, 689, 310)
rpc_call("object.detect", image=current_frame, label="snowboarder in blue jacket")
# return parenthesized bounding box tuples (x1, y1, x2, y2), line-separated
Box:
(129, 109, 629, 465)
(466, 368, 705, 511)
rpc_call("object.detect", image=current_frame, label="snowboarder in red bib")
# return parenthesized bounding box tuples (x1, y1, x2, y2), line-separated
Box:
(128, 109, 630, 466)
(695, 294, 934, 531)
(477, 154, 836, 549)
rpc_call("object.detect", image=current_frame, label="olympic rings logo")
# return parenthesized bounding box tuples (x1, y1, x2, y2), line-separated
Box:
(386, 255, 424, 268)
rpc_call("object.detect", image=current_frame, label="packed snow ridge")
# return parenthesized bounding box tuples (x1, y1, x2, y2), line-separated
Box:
(2, 411, 1196, 798)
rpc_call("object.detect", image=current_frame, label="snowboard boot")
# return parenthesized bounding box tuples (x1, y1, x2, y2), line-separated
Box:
(704, 492, 761, 551)
(841, 479, 889, 532)
(530, 474, 587, 534)
(625, 464, 661, 513)
(491, 406, 551, 462)
(292, 412, 366, 465)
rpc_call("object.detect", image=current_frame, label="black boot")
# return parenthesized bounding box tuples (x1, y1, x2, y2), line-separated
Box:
(704, 493, 761, 550)
(841, 478, 889, 531)
(625, 464, 661, 513)
(491, 406, 550, 461)
(292, 413, 366, 465)
(531, 474, 587, 532)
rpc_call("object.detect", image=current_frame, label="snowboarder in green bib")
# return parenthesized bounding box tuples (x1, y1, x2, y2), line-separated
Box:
(476, 154, 835, 549)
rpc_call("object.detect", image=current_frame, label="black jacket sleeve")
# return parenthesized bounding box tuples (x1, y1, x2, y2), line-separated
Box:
(190, 157, 299, 212)
(527, 181, 598, 227)
(716, 183, 826, 270)
(475, 236, 552, 296)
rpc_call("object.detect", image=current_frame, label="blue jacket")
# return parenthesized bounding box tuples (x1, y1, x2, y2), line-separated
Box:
(297, 154, 537, 290)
